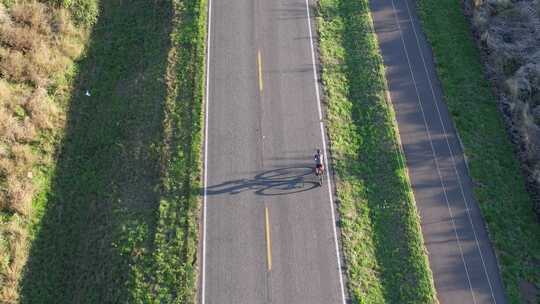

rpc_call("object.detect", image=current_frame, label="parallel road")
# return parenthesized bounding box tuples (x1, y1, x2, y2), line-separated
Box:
(370, 1, 507, 303)
(201, 0, 345, 303)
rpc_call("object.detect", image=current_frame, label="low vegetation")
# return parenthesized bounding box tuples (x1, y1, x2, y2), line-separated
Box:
(316, 0, 436, 302)
(0, 1, 89, 302)
(0, 0, 205, 302)
(148, 0, 206, 301)
(416, 0, 540, 302)
(19, 0, 206, 302)
(468, 0, 540, 220)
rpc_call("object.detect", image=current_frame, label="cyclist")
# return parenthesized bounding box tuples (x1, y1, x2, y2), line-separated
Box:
(314, 149, 324, 176)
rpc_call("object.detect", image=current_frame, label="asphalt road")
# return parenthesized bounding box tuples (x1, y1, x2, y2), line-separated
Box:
(201, 0, 345, 303)
(370, 1, 507, 303)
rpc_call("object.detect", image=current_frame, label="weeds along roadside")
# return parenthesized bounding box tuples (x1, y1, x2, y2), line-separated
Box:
(316, 0, 436, 302)
(0, 1, 94, 302)
(416, 1, 540, 302)
(149, 0, 207, 302)
(0, 0, 205, 303)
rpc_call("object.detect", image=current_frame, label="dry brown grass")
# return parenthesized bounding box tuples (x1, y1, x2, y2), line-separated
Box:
(0, 1, 88, 302)
(0, 50, 27, 82)
(24, 88, 60, 130)
(0, 2, 83, 86)
(11, 2, 49, 35)
(6, 177, 34, 216)
(0, 217, 29, 304)
(0, 23, 41, 52)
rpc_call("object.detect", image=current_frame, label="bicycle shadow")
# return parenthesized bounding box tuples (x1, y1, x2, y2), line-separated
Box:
(206, 165, 321, 196)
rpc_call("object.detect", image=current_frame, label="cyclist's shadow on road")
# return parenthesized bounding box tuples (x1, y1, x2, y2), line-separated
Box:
(205, 165, 321, 196)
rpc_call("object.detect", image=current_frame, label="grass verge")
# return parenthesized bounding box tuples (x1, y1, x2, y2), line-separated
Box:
(19, 0, 206, 303)
(148, 0, 206, 301)
(0, 2, 90, 302)
(316, 0, 436, 302)
(416, 1, 540, 302)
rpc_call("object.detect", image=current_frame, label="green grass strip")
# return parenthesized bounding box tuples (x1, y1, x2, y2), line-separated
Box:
(146, 0, 207, 302)
(416, 1, 540, 302)
(316, 0, 436, 302)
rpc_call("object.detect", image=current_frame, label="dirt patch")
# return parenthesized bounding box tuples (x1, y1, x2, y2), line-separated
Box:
(463, 0, 540, 220)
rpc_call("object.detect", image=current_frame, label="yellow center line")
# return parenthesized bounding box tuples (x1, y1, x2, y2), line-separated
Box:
(258, 50, 264, 92)
(265, 207, 272, 271)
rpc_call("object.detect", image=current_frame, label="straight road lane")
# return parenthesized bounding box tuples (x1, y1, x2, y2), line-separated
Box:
(201, 0, 345, 303)
(370, 0, 507, 303)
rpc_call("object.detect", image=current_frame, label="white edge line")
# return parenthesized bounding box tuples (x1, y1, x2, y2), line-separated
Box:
(201, 0, 211, 301)
(304, 1, 347, 303)
(401, 1, 497, 302)
(388, 0, 478, 303)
